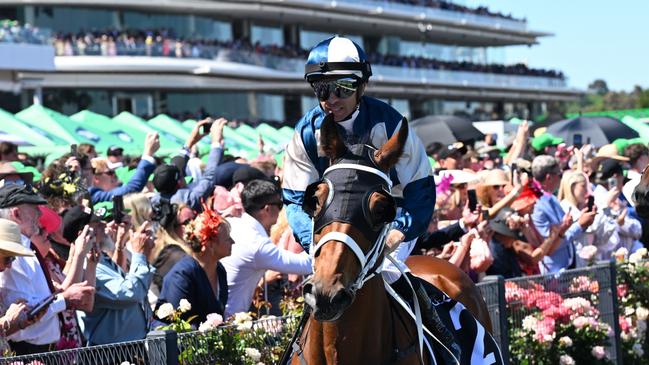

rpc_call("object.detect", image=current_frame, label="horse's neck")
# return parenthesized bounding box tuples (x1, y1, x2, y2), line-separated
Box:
(306, 277, 394, 364)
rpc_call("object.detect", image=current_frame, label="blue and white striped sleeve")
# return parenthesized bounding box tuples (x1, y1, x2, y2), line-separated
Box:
(282, 129, 320, 252)
(392, 120, 436, 242)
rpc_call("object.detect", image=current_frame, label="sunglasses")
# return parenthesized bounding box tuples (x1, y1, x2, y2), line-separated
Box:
(96, 170, 116, 177)
(311, 78, 359, 101)
(1, 256, 15, 266)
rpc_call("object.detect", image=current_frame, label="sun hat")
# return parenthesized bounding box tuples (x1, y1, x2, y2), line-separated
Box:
(434, 169, 479, 186)
(0, 218, 34, 257)
(591, 143, 630, 164)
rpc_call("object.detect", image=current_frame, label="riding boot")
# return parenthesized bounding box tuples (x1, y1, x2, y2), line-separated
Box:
(390, 273, 460, 363)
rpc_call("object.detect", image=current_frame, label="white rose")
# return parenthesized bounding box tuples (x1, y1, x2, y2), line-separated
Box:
(614, 247, 629, 261)
(636, 307, 649, 321)
(234, 312, 254, 324)
(156, 302, 175, 320)
(179, 299, 192, 313)
(522, 315, 538, 332)
(559, 355, 575, 365)
(559, 336, 573, 347)
(591, 346, 606, 360)
(625, 307, 635, 316)
(629, 252, 643, 263)
(637, 247, 648, 258)
(244, 347, 261, 362)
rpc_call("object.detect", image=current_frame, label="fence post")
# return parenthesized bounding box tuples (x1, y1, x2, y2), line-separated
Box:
(608, 260, 623, 365)
(146, 330, 179, 365)
(480, 275, 510, 365)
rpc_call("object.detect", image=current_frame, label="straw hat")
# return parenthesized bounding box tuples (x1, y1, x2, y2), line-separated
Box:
(0, 218, 34, 257)
(0, 162, 33, 186)
(479, 169, 510, 186)
(591, 144, 629, 164)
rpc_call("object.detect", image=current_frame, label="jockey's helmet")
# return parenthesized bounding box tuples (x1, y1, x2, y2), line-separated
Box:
(304, 36, 372, 83)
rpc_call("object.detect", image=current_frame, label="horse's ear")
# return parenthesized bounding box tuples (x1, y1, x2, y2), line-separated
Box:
(320, 113, 347, 162)
(374, 117, 409, 170)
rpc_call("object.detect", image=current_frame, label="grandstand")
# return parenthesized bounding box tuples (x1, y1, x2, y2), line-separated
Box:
(0, 1, 581, 124)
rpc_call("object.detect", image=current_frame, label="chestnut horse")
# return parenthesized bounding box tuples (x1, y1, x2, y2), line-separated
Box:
(287, 115, 501, 365)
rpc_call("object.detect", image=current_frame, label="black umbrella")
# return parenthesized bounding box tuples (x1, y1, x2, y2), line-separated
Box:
(410, 115, 485, 147)
(545, 116, 639, 147)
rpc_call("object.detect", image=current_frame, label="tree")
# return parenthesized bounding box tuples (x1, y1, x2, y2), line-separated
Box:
(588, 79, 609, 95)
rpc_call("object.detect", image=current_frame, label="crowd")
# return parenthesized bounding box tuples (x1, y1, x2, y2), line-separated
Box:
(0, 20, 49, 45)
(0, 113, 644, 356)
(379, 0, 523, 21)
(51, 28, 563, 79)
(423, 122, 647, 280)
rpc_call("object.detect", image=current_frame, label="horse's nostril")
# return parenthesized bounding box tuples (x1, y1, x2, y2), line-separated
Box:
(330, 289, 353, 310)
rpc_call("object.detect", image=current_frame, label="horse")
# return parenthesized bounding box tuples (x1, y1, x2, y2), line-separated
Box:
(285, 114, 502, 365)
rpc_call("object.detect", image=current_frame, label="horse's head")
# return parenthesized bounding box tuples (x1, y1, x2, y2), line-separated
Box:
(302, 114, 408, 321)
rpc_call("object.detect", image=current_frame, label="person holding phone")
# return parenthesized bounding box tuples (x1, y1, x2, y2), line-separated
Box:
(89, 131, 160, 204)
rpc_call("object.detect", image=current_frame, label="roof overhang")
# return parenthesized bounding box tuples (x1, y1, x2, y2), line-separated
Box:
(7, 0, 549, 46)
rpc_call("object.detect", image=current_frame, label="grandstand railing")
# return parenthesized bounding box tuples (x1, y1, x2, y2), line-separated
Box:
(59, 43, 568, 89)
(0, 262, 626, 364)
(306, 0, 527, 31)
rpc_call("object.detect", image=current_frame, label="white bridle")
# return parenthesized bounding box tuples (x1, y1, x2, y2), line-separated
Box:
(310, 163, 392, 292)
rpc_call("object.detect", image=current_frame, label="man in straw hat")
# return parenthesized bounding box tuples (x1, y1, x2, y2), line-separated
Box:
(0, 184, 95, 355)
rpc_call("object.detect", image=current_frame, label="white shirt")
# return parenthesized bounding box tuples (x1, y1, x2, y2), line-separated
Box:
(221, 213, 312, 317)
(0, 235, 66, 344)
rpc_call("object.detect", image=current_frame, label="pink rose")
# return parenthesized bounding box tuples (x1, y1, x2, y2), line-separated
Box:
(591, 346, 606, 360)
(573, 316, 589, 329)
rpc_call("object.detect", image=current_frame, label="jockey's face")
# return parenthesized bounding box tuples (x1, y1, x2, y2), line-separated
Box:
(317, 78, 362, 122)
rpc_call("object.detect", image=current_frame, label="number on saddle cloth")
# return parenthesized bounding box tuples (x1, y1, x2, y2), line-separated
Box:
(430, 294, 504, 365)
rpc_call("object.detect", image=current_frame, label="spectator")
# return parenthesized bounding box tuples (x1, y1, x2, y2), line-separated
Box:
(476, 168, 522, 219)
(222, 179, 311, 318)
(151, 118, 226, 212)
(0, 142, 18, 162)
(79, 219, 155, 345)
(89, 132, 159, 204)
(156, 206, 232, 325)
(531, 155, 595, 273)
(77, 143, 97, 159)
(0, 163, 33, 187)
(0, 218, 47, 354)
(0, 184, 94, 354)
(435, 142, 466, 172)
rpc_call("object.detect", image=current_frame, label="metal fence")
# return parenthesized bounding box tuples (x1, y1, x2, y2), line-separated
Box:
(0, 262, 628, 365)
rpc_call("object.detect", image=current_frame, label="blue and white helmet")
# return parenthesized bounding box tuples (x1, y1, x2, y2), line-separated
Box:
(304, 36, 372, 83)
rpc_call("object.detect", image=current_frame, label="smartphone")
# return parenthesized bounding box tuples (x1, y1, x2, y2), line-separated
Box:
(608, 177, 618, 189)
(27, 294, 56, 320)
(467, 189, 478, 212)
(573, 134, 583, 148)
(481, 209, 490, 221)
(202, 121, 213, 134)
(510, 163, 517, 184)
(70, 144, 78, 159)
(112, 195, 124, 223)
(587, 196, 595, 211)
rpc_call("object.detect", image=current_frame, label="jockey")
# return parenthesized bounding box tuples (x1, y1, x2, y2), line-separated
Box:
(282, 36, 453, 349)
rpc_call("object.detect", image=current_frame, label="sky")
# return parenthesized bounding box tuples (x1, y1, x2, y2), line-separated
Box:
(466, 0, 648, 91)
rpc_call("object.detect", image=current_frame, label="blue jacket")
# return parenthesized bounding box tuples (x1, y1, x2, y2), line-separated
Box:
(282, 96, 435, 251)
(89, 158, 156, 204)
(157, 255, 228, 326)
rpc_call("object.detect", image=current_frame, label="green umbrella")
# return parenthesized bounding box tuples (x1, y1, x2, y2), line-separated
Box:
(16, 105, 124, 149)
(70, 110, 142, 154)
(182, 119, 197, 133)
(112, 112, 182, 150)
(0, 108, 64, 146)
(278, 126, 295, 139)
(18, 145, 71, 166)
(149, 114, 192, 141)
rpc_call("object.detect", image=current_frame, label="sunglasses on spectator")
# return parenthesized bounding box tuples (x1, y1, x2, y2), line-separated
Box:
(96, 170, 116, 177)
(311, 78, 359, 101)
(1, 256, 15, 266)
(180, 218, 193, 226)
(491, 185, 505, 190)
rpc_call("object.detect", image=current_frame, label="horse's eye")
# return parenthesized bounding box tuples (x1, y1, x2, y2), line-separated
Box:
(368, 192, 396, 227)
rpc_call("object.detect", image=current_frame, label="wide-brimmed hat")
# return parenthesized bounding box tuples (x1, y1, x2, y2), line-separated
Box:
(591, 144, 630, 164)
(434, 169, 479, 186)
(0, 162, 33, 186)
(0, 218, 34, 257)
(479, 169, 510, 186)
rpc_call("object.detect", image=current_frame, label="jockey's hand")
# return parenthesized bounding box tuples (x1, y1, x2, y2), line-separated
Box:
(385, 229, 405, 254)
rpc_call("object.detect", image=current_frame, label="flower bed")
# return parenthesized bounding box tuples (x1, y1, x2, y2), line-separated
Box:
(506, 277, 613, 365)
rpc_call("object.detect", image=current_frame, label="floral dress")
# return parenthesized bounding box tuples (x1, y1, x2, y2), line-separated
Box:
(44, 250, 83, 349)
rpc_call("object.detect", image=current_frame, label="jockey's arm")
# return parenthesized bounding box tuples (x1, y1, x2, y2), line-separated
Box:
(282, 127, 320, 252)
(389, 121, 436, 245)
